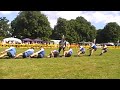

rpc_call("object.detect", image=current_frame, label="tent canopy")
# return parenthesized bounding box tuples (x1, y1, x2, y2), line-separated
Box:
(22, 38, 33, 41)
(33, 38, 43, 42)
(50, 40, 69, 44)
(3, 37, 22, 44)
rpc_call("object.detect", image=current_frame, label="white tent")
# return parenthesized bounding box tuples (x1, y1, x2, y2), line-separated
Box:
(3, 37, 22, 44)
(50, 40, 69, 44)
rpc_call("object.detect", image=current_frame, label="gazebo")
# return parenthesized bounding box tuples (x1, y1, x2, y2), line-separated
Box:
(22, 38, 33, 44)
(33, 38, 43, 43)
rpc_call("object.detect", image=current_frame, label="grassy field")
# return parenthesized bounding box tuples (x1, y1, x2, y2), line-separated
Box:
(0, 47, 120, 79)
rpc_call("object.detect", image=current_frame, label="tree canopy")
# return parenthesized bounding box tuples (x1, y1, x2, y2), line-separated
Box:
(11, 11, 52, 41)
(0, 17, 11, 40)
(52, 16, 97, 43)
(102, 22, 120, 43)
(0, 12, 120, 43)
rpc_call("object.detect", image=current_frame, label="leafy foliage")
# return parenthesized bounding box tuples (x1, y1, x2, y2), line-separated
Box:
(0, 12, 120, 43)
(0, 17, 11, 38)
(11, 11, 52, 40)
(102, 22, 120, 42)
(52, 16, 97, 43)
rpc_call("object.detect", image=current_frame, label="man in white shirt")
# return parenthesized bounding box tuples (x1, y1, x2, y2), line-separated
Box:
(64, 47, 73, 57)
(0, 46, 16, 58)
(99, 44, 107, 56)
(47, 50, 59, 58)
(15, 47, 34, 58)
(77, 46, 85, 56)
(89, 42, 97, 56)
(30, 46, 45, 58)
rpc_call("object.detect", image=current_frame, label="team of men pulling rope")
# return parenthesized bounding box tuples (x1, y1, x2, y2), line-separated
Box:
(0, 36, 108, 59)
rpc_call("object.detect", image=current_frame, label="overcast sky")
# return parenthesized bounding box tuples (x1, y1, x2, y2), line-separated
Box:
(0, 11, 120, 29)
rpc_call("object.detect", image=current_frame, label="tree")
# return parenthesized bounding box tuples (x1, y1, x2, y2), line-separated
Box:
(52, 17, 68, 40)
(0, 17, 11, 39)
(66, 19, 80, 43)
(102, 22, 120, 42)
(52, 16, 97, 43)
(11, 11, 52, 40)
(75, 16, 97, 42)
(96, 29, 103, 43)
(52, 18, 79, 43)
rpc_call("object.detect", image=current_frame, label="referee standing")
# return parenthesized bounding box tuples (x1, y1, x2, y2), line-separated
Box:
(58, 35, 66, 54)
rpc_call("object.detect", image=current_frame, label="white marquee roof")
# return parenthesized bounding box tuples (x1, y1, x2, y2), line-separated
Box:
(3, 37, 22, 43)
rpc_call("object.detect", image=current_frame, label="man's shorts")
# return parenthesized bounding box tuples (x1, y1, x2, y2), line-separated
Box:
(103, 48, 107, 53)
(65, 52, 72, 57)
(53, 52, 59, 57)
(22, 52, 27, 58)
(81, 51, 85, 54)
(92, 46, 97, 51)
(37, 53, 44, 58)
(7, 51, 14, 58)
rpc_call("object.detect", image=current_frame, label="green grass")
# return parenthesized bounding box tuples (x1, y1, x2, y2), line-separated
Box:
(0, 47, 120, 79)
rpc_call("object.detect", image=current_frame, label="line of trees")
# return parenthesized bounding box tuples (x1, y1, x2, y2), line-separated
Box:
(0, 11, 120, 43)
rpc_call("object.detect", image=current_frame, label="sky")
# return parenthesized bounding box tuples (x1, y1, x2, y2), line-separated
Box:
(0, 11, 120, 29)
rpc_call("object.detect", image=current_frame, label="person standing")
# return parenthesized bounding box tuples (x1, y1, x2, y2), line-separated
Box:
(58, 35, 66, 54)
